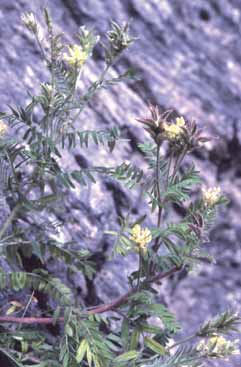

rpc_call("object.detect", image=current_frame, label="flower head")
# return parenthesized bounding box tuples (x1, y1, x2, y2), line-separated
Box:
(106, 21, 135, 63)
(63, 45, 88, 68)
(202, 186, 221, 207)
(197, 335, 240, 358)
(163, 116, 186, 141)
(130, 224, 152, 254)
(0, 120, 8, 136)
(137, 105, 173, 144)
(21, 12, 38, 33)
(21, 12, 35, 25)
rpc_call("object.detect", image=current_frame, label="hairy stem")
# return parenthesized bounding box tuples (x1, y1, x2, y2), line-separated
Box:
(156, 144, 162, 227)
(152, 152, 173, 255)
(152, 144, 163, 257)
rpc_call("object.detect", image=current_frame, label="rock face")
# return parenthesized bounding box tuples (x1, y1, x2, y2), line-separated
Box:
(1, 0, 241, 365)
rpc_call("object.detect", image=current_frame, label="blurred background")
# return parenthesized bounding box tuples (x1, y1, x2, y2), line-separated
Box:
(1, 0, 241, 365)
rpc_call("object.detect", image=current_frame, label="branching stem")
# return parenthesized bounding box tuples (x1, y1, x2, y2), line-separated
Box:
(0, 266, 180, 324)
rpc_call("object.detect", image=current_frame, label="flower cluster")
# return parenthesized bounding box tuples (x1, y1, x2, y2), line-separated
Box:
(130, 224, 152, 254)
(197, 335, 240, 359)
(163, 116, 186, 140)
(137, 105, 209, 150)
(0, 120, 8, 136)
(63, 45, 88, 68)
(202, 186, 221, 207)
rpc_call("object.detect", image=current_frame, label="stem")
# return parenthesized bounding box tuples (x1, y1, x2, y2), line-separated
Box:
(165, 152, 173, 189)
(5, 148, 19, 197)
(46, 24, 55, 141)
(147, 265, 181, 284)
(168, 333, 196, 350)
(172, 355, 203, 366)
(34, 32, 47, 63)
(150, 148, 174, 273)
(0, 266, 180, 325)
(0, 316, 64, 325)
(0, 203, 21, 240)
(70, 66, 109, 126)
(53, 67, 80, 145)
(0, 182, 35, 241)
(17, 291, 35, 330)
(171, 148, 187, 184)
(70, 55, 120, 127)
(0, 240, 31, 247)
(156, 144, 162, 228)
(137, 253, 142, 290)
(152, 152, 173, 256)
(152, 149, 187, 258)
(152, 145, 162, 257)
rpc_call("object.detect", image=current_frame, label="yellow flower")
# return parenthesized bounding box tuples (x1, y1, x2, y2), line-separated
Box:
(176, 116, 185, 127)
(63, 45, 88, 68)
(197, 335, 240, 358)
(210, 335, 228, 352)
(202, 186, 221, 207)
(0, 120, 8, 136)
(163, 116, 186, 140)
(130, 224, 152, 254)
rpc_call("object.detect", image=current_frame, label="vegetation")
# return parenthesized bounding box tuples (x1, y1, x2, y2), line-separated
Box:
(0, 8, 239, 367)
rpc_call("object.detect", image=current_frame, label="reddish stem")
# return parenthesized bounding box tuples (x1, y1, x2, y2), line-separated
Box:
(0, 266, 180, 325)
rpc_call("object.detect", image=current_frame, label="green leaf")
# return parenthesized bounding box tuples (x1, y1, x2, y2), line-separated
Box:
(76, 338, 88, 363)
(140, 323, 162, 334)
(121, 319, 129, 348)
(86, 343, 93, 366)
(144, 337, 166, 356)
(113, 350, 139, 364)
(134, 304, 180, 333)
(129, 329, 140, 350)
